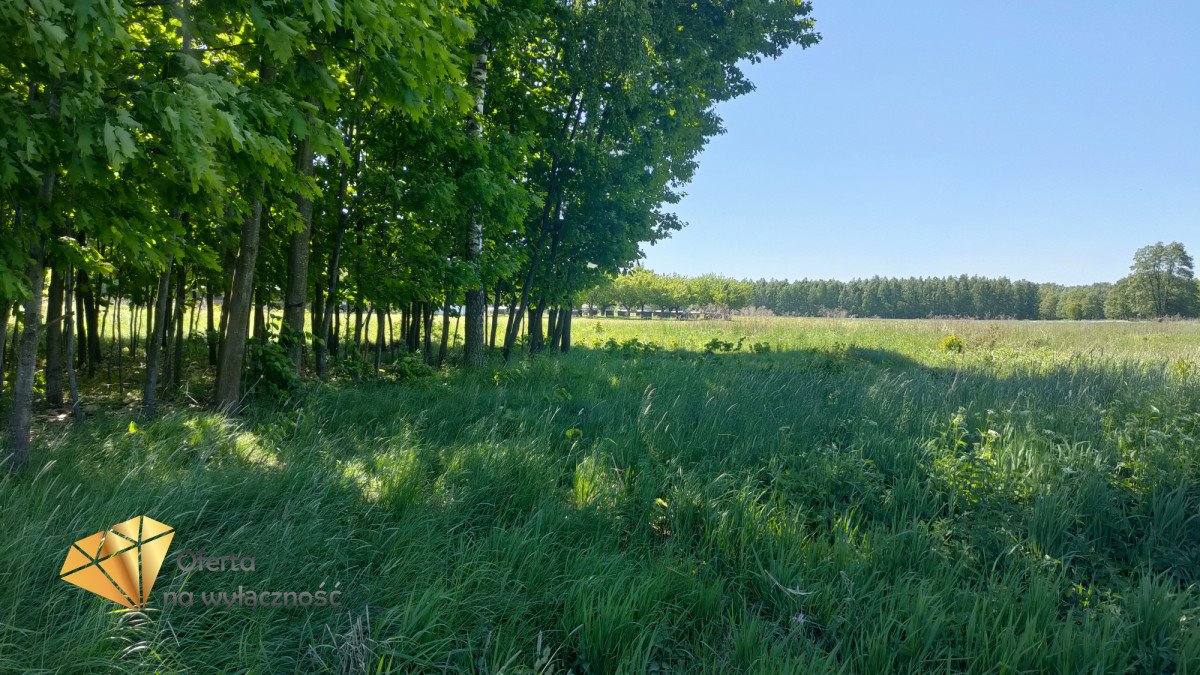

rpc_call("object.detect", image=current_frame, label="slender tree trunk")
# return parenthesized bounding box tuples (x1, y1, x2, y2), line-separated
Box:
(143, 263, 172, 415)
(102, 293, 113, 382)
(187, 287, 199, 358)
(551, 307, 561, 342)
(188, 287, 198, 344)
(171, 267, 186, 387)
(331, 303, 340, 357)
(74, 275, 86, 371)
(387, 310, 395, 358)
(439, 297, 452, 367)
(354, 301, 364, 353)
(8, 152, 58, 470)
(407, 301, 420, 353)
(490, 281, 502, 350)
(282, 132, 315, 372)
(312, 283, 324, 365)
(503, 194, 561, 358)
(463, 44, 491, 367)
(355, 302, 364, 360)
(161, 270, 177, 388)
(316, 75, 364, 377)
(205, 288, 217, 366)
(373, 306, 384, 371)
(214, 181, 265, 411)
(5, 306, 20, 396)
(504, 292, 517, 350)
(83, 274, 100, 372)
(0, 301, 9, 397)
(253, 288, 266, 344)
(44, 265, 65, 405)
(560, 304, 573, 353)
(7, 229, 45, 470)
(130, 301, 140, 359)
(423, 303, 433, 364)
(115, 294, 124, 397)
(215, 247, 234, 368)
(529, 307, 544, 353)
(64, 264, 82, 421)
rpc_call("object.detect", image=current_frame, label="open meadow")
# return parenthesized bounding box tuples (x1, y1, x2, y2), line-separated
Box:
(2, 317, 1199, 672)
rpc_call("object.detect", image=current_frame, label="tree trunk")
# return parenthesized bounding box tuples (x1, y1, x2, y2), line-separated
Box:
(439, 297, 452, 367)
(547, 307, 559, 347)
(143, 263, 172, 415)
(7, 234, 45, 470)
(115, 295, 124, 397)
(311, 283, 324, 366)
(130, 301, 140, 360)
(102, 293, 113, 381)
(490, 281, 502, 350)
(171, 267, 186, 387)
(316, 67, 364, 378)
(423, 303, 433, 364)
(282, 132, 315, 372)
(74, 274, 86, 372)
(215, 248, 234, 370)
(560, 305, 573, 353)
(253, 288, 266, 344)
(503, 292, 517, 351)
(206, 288, 217, 365)
(388, 310, 395, 358)
(503, 194, 561, 358)
(214, 182, 265, 411)
(407, 301, 421, 353)
(0, 301, 9, 397)
(84, 274, 101, 372)
(528, 307, 543, 353)
(8, 156, 58, 470)
(374, 306, 384, 371)
(354, 301, 364, 353)
(44, 265, 65, 406)
(161, 270, 177, 388)
(463, 44, 491, 368)
(64, 264, 83, 421)
(331, 302, 340, 357)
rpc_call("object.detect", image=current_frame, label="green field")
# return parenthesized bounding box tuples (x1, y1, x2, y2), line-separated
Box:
(3, 317, 1199, 672)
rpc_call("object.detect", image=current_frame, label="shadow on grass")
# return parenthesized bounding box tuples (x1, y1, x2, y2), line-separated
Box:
(4, 341, 1198, 672)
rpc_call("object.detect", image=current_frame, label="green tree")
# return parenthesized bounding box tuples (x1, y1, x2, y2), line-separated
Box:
(1126, 242, 1198, 317)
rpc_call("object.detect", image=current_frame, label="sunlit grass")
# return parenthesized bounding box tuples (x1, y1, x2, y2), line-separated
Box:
(2, 317, 1198, 671)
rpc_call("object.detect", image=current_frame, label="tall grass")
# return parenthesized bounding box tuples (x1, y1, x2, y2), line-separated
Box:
(1, 318, 1198, 672)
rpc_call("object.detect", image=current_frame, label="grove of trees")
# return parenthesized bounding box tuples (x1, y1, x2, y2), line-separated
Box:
(0, 0, 821, 468)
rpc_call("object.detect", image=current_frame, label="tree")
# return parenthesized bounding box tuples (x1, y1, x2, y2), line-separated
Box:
(1125, 242, 1198, 318)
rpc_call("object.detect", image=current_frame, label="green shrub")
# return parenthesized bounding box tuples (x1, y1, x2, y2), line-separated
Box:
(601, 337, 663, 356)
(385, 352, 435, 381)
(703, 336, 745, 353)
(245, 341, 300, 394)
(940, 334, 965, 353)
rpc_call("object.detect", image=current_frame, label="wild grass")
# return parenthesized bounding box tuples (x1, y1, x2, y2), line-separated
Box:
(2, 317, 1199, 672)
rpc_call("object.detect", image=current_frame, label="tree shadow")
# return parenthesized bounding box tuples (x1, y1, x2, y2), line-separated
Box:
(6, 341, 1198, 671)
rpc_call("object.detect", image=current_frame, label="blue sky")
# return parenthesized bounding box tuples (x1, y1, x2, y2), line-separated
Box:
(642, 2, 1200, 285)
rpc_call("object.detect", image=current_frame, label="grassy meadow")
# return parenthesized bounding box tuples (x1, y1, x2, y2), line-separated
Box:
(2, 316, 1200, 672)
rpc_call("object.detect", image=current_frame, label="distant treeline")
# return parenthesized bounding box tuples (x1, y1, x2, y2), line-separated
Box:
(587, 242, 1198, 321)
(747, 277, 1109, 320)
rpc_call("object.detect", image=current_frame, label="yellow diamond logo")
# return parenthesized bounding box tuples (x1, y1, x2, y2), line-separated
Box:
(59, 516, 175, 609)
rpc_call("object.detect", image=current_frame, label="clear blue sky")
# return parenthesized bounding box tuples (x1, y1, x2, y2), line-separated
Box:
(642, 2, 1200, 285)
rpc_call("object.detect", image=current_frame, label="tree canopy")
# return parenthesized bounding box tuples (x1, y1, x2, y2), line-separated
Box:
(1, 0, 820, 467)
